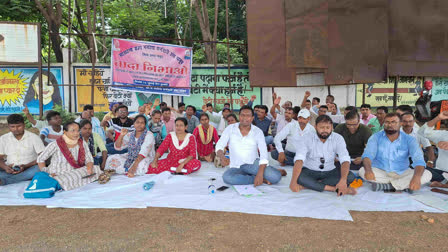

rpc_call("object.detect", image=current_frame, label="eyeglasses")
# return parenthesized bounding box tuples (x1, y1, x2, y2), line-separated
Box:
(319, 157, 325, 169)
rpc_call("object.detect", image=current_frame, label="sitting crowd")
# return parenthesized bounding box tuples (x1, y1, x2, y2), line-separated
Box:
(1, 91, 448, 199)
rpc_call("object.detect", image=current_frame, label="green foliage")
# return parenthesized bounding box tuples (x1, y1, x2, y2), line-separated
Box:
(104, 0, 172, 37)
(193, 39, 244, 64)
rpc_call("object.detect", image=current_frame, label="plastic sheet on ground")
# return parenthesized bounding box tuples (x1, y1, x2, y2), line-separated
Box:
(0, 161, 446, 221)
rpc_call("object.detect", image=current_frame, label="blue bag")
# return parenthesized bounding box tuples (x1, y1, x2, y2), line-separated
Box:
(23, 172, 62, 199)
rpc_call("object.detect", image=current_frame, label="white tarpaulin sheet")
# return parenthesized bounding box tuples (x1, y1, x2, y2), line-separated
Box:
(0, 162, 446, 221)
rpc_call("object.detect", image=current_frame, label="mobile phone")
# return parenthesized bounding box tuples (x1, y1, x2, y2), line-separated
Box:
(217, 186, 229, 191)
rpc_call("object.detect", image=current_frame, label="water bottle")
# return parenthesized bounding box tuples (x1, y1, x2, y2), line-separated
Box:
(143, 181, 155, 191)
(208, 178, 216, 194)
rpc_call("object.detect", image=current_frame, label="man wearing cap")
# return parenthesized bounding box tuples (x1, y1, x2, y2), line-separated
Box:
(271, 109, 316, 166)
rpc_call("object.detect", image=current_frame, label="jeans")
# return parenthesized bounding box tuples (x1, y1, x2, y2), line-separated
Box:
(94, 156, 103, 166)
(106, 143, 128, 155)
(334, 161, 362, 171)
(265, 136, 274, 145)
(297, 167, 355, 192)
(270, 149, 295, 166)
(222, 159, 282, 185)
(426, 167, 445, 182)
(0, 165, 40, 185)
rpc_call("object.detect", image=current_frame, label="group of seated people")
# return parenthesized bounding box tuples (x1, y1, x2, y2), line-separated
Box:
(1, 91, 448, 199)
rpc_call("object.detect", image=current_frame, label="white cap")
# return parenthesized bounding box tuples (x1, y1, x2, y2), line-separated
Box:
(298, 109, 310, 119)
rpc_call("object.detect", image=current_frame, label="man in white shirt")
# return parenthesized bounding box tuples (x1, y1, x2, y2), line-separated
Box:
(289, 115, 357, 195)
(401, 112, 436, 168)
(271, 109, 315, 166)
(216, 105, 283, 186)
(75, 105, 106, 141)
(418, 111, 448, 187)
(270, 96, 294, 134)
(0, 114, 45, 185)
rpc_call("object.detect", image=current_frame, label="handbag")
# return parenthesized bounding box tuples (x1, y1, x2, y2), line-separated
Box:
(23, 172, 62, 198)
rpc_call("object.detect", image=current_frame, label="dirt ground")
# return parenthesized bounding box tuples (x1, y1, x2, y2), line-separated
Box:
(1, 125, 448, 251)
(0, 207, 447, 251)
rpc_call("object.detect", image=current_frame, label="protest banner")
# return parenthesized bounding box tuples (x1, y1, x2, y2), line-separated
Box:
(183, 66, 261, 109)
(431, 78, 448, 102)
(356, 77, 422, 107)
(111, 38, 192, 96)
(74, 66, 160, 113)
(0, 67, 63, 115)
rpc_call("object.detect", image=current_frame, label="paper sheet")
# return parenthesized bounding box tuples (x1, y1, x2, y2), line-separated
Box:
(361, 191, 391, 204)
(232, 185, 263, 196)
(412, 194, 448, 212)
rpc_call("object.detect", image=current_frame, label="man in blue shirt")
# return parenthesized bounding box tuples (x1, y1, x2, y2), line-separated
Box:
(359, 113, 432, 192)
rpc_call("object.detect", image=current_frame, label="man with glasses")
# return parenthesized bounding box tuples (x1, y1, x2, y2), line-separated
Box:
(335, 110, 372, 170)
(101, 104, 135, 141)
(359, 113, 431, 193)
(289, 115, 357, 195)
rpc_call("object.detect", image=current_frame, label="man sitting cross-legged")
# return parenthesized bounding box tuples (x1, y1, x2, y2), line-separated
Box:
(418, 111, 448, 188)
(271, 109, 315, 166)
(334, 110, 372, 170)
(359, 113, 432, 193)
(289, 115, 357, 195)
(216, 105, 284, 186)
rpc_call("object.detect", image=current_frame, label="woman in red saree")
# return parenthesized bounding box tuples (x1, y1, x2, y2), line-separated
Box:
(148, 118, 201, 174)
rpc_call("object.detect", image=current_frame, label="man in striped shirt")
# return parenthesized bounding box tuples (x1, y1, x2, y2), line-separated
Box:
(101, 104, 134, 141)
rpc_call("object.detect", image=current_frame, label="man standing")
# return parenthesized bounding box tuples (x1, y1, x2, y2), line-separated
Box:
(184, 105, 200, 133)
(0, 114, 44, 186)
(216, 106, 282, 186)
(334, 111, 372, 170)
(271, 109, 315, 166)
(367, 106, 388, 133)
(360, 104, 376, 125)
(289, 115, 357, 195)
(360, 113, 431, 192)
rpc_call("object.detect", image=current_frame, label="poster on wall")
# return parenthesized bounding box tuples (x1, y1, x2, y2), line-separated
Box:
(111, 38, 192, 96)
(74, 66, 161, 113)
(355, 77, 422, 107)
(183, 66, 261, 109)
(431, 78, 448, 102)
(0, 67, 64, 115)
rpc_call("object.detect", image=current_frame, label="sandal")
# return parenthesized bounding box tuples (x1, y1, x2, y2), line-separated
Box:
(98, 169, 116, 184)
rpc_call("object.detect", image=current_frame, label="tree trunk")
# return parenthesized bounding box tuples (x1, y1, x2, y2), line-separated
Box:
(193, 0, 218, 64)
(85, 0, 96, 63)
(100, 0, 107, 60)
(34, 0, 64, 62)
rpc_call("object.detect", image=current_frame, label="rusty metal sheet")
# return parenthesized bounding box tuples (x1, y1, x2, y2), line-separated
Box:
(285, 0, 328, 69)
(388, 0, 448, 76)
(247, 0, 296, 87)
(326, 0, 388, 84)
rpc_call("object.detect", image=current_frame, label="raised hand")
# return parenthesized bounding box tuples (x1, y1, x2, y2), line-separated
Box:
(22, 105, 30, 115)
(305, 91, 311, 98)
(121, 128, 129, 136)
(250, 95, 256, 102)
(274, 96, 281, 106)
(438, 111, 448, 120)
